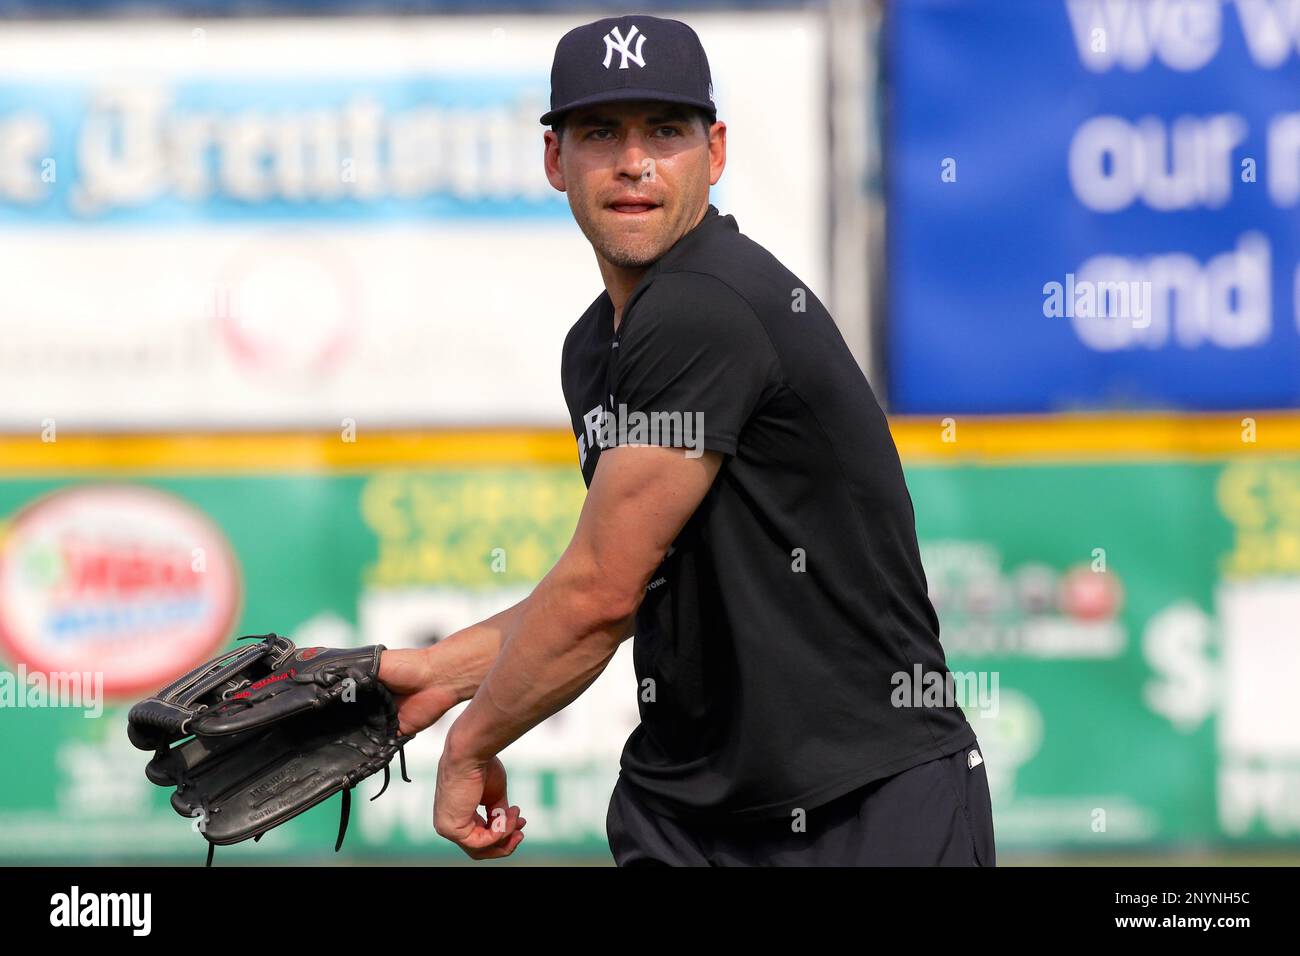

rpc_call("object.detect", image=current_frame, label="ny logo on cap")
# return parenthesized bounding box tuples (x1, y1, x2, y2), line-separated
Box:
(602, 25, 647, 70)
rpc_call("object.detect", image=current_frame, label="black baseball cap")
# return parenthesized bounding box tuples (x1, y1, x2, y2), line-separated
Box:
(540, 14, 717, 128)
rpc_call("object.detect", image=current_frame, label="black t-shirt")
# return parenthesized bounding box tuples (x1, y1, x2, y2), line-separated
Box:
(560, 204, 975, 823)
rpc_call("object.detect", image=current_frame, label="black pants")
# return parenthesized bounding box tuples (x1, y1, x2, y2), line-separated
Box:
(606, 742, 996, 866)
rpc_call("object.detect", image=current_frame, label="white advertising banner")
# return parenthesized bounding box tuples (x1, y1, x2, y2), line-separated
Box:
(0, 14, 827, 430)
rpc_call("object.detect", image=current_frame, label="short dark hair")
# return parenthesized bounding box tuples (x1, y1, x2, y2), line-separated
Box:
(552, 104, 714, 141)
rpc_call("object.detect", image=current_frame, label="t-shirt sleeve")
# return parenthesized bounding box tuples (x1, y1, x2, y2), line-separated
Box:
(610, 272, 778, 457)
(559, 322, 579, 421)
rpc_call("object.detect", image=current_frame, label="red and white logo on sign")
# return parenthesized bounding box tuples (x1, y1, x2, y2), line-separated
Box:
(0, 485, 242, 698)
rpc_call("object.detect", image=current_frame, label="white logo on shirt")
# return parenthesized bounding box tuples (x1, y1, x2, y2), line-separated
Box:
(578, 403, 605, 468)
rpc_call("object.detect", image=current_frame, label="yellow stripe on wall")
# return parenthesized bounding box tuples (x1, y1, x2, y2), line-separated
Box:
(889, 412, 1294, 463)
(0, 412, 1294, 474)
(0, 429, 578, 475)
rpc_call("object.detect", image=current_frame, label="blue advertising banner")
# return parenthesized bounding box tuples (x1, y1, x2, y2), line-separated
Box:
(0, 76, 563, 226)
(887, 0, 1300, 413)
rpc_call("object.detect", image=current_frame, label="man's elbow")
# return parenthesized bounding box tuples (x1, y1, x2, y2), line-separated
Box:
(545, 560, 643, 636)
(570, 585, 642, 638)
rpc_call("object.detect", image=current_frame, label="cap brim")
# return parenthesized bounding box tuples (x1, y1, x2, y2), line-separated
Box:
(540, 88, 717, 126)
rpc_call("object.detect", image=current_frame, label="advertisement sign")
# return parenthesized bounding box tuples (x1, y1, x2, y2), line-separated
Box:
(0, 13, 826, 430)
(888, 0, 1300, 413)
(3, 442, 1298, 858)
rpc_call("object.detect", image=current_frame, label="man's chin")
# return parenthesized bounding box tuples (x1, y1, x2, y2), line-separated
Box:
(607, 251, 666, 270)
(597, 239, 668, 270)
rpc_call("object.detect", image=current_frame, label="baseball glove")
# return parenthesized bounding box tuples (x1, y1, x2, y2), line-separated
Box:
(128, 633, 412, 866)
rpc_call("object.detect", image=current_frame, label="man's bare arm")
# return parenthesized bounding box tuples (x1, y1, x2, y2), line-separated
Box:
(443, 446, 722, 763)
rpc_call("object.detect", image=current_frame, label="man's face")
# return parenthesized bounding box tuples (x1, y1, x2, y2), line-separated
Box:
(544, 100, 726, 270)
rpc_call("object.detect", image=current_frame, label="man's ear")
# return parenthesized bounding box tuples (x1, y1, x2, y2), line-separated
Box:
(544, 130, 566, 193)
(707, 121, 727, 187)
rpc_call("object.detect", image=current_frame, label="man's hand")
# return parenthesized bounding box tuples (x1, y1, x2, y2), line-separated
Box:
(378, 648, 459, 737)
(433, 739, 526, 860)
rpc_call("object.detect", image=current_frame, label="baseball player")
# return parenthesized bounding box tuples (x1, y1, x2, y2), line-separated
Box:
(379, 13, 996, 866)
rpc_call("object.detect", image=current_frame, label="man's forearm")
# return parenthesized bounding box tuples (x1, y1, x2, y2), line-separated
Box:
(423, 598, 528, 706)
(445, 570, 635, 762)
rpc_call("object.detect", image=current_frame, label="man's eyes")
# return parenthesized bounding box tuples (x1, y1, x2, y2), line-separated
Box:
(582, 126, 682, 140)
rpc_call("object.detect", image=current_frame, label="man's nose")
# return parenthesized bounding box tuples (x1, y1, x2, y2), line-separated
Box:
(614, 132, 652, 179)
